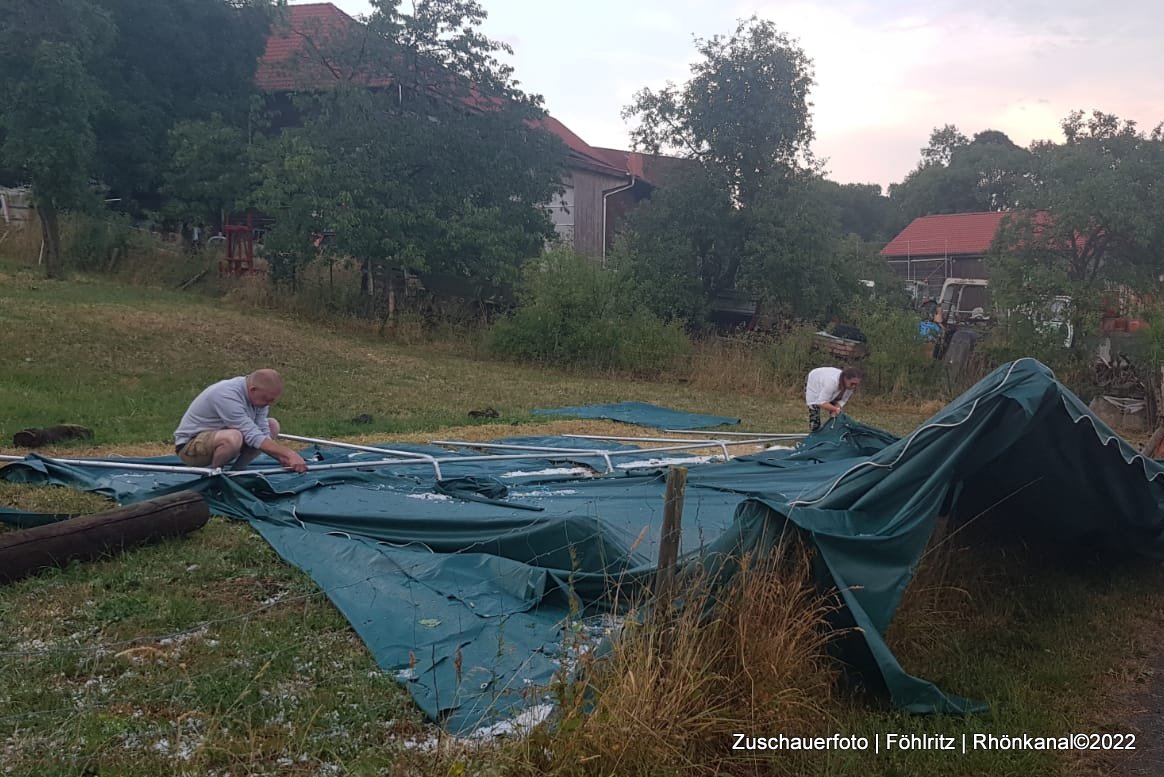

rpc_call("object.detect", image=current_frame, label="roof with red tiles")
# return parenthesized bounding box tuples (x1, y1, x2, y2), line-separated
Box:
(256, 3, 374, 91)
(880, 212, 1011, 258)
(256, 4, 637, 180)
(594, 148, 699, 188)
(533, 116, 628, 177)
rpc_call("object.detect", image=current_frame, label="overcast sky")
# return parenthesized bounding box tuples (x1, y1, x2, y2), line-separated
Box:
(303, 0, 1164, 191)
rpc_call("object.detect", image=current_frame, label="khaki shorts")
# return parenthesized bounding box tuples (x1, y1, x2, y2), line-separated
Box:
(176, 430, 220, 466)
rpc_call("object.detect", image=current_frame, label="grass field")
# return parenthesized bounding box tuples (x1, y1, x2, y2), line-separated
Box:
(2, 259, 1162, 776)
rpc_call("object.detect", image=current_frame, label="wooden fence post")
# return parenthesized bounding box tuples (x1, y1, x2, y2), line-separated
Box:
(654, 466, 687, 612)
(1141, 365, 1164, 458)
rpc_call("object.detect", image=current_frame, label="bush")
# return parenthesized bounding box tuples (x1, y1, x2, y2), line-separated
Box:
(488, 249, 690, 374)
(62, 212, 135, 272)
(765, 325, 820, 389)
(848, 302, 946, 397)
(978, 317, 1086, 383)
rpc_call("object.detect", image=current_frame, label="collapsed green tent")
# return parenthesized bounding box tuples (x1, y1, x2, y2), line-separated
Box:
(4, 359, 1164, 733)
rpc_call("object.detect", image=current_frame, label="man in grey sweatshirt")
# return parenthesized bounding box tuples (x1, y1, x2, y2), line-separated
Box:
(174, 369, 307, 472)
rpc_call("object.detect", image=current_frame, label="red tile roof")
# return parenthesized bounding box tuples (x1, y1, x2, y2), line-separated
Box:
(880, 212, 1010, 258)
(533, 116, 628, 177)
(256, 3, 373, 91)
(594, 147, 699, 188)
(256, 4, 635, 179)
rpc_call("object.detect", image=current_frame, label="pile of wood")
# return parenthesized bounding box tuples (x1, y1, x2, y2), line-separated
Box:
(812, 331, 868, 360)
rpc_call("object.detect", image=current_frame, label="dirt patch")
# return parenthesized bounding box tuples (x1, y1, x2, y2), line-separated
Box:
(199, 575, 290, 609)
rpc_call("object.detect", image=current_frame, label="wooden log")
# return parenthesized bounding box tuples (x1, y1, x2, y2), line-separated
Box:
(0, 490, 209, 584)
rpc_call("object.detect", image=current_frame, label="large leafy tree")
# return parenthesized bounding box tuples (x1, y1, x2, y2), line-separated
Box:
(1, 0, 274, 276)
(162, 114, 254, 227)
(610, 166, 744, 325)
(617, 16, 861, 325)
(89, 0, 274, 209)
(0, 0, 113, 277)
(737, 178, 859, 319)
(624, 16, 816, 209)
(890, 127, 1034, 220)
(628, 15, 819, 209)
(990, 110, 1164, 314)
(249, 0, 566, 292)
(253, 87, 563, 288)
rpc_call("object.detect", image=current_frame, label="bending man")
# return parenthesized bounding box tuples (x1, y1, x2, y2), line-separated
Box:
(804, 365, 865, 433)
(174, 369, 308, 472)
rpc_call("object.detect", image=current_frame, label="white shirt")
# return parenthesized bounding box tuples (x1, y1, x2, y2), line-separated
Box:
(805, 367, 853, 408)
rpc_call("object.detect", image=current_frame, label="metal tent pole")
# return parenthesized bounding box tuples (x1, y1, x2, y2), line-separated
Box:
(0, 454, 216, 475)
(561, 434, 782, 460)
(278, 433, 444, 479)
(661, 429, 807, 440)
(431, 440, 615, 473)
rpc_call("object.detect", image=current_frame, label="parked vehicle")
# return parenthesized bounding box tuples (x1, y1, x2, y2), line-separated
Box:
(935, 278, 991, 326)
(932, 278, 1074, 347)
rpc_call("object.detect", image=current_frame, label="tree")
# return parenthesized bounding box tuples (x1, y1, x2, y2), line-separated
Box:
(250, 2, 567, 293)
(609, 166, 744, 326)
(616, 17, 855, 326)
(812, 180, 903, 243)
(890, 128, 1033, 220)
(989, 111, 1164, 316)
(87, 0, 274, 209)
(623, 16, 816, 208)
(1, 0, 274, 276)
(162, 114, 253, 227)
(920, 124, 969, 168)
(368, 0, 521, 98)
(0, 0, 113, 277)
(736, 179, 861, 320)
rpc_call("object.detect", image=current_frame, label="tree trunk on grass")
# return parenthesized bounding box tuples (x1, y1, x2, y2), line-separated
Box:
(0, 490, 210, 584)
(38, 201, 64, 279)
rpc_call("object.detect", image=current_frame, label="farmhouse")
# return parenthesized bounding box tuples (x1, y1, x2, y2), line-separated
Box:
(880, 211, 1008, 301)
(255, 2, 666, 262)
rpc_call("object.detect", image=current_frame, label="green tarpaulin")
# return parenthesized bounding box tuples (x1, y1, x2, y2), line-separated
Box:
(4, 359, 1164, 733)
(531, 401, 740, 429)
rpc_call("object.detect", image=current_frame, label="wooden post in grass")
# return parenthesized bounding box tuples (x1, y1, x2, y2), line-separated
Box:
(654, 466, 687, 612)
(1142, 365, 1164, 458)
(0, 490, 209, 584)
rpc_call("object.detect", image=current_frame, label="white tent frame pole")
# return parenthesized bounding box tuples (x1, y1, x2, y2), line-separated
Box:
(561, 434, 780, 459)
(431, 440, 615, 473)
(662, 429, 808, 439)
(0, 454, 216, 475)
(278, 433, 444, 479)
(231, 441, 734, 478)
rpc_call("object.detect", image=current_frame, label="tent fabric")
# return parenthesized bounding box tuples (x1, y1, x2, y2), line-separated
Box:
(531, 401, 740, 429)
(0, 508, 75, 529)
(5, 359, 1164, 732)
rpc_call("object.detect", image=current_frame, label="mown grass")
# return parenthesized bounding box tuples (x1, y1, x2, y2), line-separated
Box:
(2, 256, 1162, 776)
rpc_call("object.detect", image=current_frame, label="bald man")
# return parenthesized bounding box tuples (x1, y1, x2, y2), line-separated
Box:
(174, 369, 307, 472)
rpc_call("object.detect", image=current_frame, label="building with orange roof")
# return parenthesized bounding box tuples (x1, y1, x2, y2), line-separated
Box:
(255, 3, 679, 260)
(880, 211, 1010, 300)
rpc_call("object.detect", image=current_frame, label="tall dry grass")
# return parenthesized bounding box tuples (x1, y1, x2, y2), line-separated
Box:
(0, 216, 44, 264)
(685, 334, 778, 395)
(508, 544, 839, 776)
